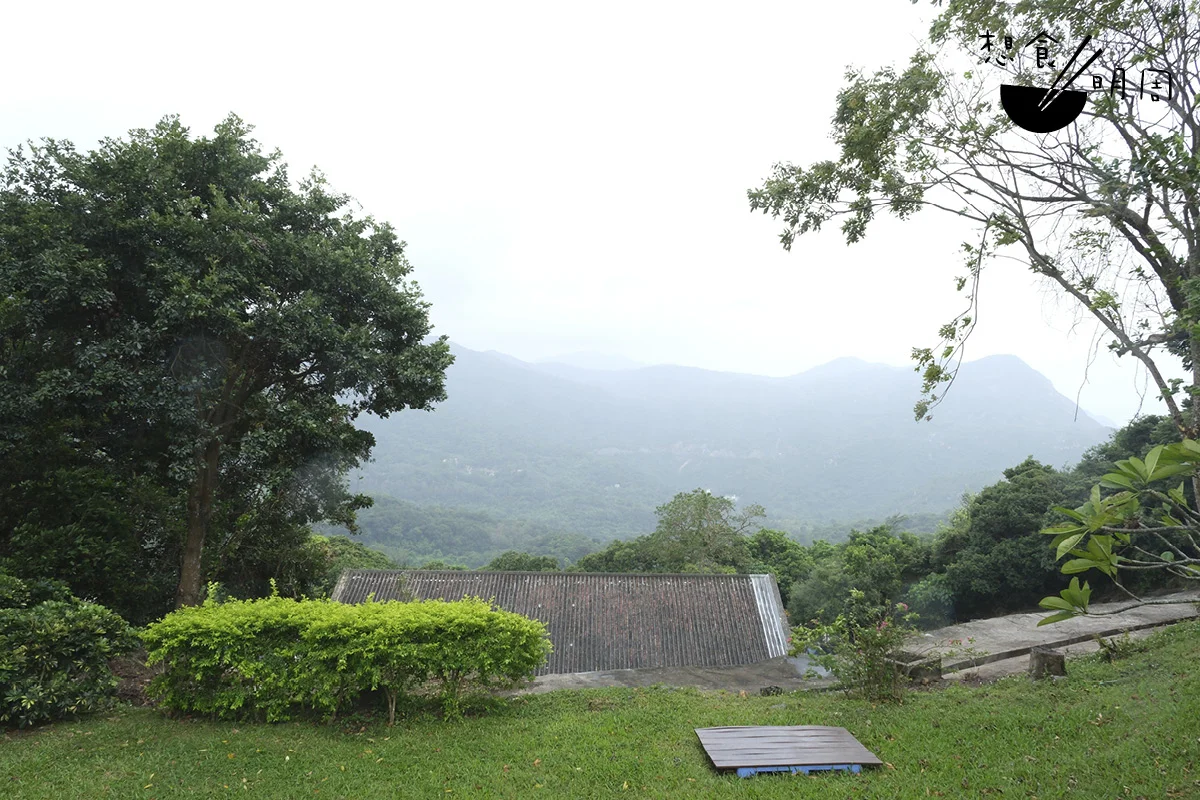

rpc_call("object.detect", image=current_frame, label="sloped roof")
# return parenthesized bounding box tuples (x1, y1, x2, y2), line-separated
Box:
(331, 570, 791, 675)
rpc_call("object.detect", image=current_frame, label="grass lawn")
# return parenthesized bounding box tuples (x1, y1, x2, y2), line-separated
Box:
(3, 621, 1199, 799)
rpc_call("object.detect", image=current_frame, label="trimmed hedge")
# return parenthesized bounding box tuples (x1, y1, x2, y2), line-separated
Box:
(142, 593, 552, 723)
(0, 576, 138, 728)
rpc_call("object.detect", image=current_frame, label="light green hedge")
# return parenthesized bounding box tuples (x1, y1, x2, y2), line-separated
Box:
(141, 593, 552, 723)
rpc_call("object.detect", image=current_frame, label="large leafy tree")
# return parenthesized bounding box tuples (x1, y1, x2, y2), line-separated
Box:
(749, 0, 1200, 617)
(649, 489, 765, 573)
(574, 489, 766, 573)
(0, 115, 452, 608)
(750, 0, 1200, 434)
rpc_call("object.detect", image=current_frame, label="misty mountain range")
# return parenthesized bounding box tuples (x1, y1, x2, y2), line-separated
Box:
(347, 344, 1113, 543)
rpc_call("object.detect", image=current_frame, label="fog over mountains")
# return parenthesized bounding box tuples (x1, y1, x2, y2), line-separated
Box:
(351, 344, 1113, 541)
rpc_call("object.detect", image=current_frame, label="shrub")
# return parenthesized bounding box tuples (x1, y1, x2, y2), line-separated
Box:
(789, 590, 918, 703)
(0, 579, 138, 728)
(903, 572, 956, 629)
(142, 591, 552, 724)
(0, 573, 30, 609)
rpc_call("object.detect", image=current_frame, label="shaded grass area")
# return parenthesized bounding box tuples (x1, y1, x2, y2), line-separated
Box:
(4, 621, 1200, 799)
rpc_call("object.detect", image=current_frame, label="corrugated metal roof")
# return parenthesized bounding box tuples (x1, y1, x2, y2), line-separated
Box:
(331, 570, 791, 675)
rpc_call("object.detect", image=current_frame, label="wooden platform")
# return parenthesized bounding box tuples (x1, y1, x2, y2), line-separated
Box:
(695, 725, 882, 778)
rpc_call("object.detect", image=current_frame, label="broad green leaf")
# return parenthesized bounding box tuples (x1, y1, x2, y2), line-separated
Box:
(1160, 514, 1185, 528)
(1038, 596, 1074, 611)
(1061, 558, 1097, 574)
(1070, 579, 1092, 608)
(1112, 461, 1142, 482)
(1143, 445, 1163, 478)
(1042, 523, 1086, 536)
(1050, 506, 1086, 522)
(1147, 463, 1194, 483)
(1161, 551, 1176, 562)
(1037, 610, 1077, 626)
(1056, 533, 1085, 561)
(1099, 473, 1136, 490)
(1127, 456, 1148, 481)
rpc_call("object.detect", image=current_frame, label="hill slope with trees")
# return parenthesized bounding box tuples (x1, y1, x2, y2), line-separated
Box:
(352, 344, 1112, 541)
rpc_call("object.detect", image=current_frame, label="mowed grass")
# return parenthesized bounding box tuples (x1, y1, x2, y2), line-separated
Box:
(4, 622, 1199, 799)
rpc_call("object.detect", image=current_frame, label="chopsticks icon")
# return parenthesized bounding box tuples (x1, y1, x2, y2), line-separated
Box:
(1037, 35, 1105, 110)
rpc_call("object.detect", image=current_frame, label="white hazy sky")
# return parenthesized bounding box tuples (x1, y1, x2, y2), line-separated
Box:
(1, 0, 1182, 426)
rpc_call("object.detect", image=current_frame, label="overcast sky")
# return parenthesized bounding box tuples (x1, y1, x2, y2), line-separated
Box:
(2, 0, 1181, 426)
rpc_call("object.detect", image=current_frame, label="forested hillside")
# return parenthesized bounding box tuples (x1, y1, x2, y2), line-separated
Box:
(351, 344, 1112, 542)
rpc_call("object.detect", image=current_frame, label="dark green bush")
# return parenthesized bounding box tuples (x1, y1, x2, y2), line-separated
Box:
(0, 581, 138, 728)
(903, 572, 955, 629)
(0, 573, 30, 609)
(142, 591, 552, 724)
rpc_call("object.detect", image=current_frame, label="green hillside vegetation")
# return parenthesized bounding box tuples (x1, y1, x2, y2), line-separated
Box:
(316, 415, 1183, 633)
(543, 415, 1187, 628)
(353, 346, 1112, 541)
(324, 496, 602, 569)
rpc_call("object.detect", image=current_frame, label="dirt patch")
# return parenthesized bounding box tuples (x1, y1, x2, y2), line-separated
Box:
(108, 649, 160, 707)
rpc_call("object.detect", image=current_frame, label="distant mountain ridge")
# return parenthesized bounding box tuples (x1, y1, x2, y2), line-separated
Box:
(352, 345, 1113, 541)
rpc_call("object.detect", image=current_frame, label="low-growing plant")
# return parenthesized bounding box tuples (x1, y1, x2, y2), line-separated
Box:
(0, 574, 138, 728)
(1096, 630, 1149, 662)
(789, 589, 918, 703)
(141, 590, 552, 724)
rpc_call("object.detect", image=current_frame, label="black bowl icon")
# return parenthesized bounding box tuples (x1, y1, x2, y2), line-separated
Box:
(1000, 84, 1088, 133)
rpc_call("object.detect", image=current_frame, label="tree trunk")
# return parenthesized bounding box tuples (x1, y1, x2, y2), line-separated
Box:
(176, 437, 222, 608)
(1028, 647, 1066, 680)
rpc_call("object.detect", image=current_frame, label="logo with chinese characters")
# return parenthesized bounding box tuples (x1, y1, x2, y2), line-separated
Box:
(979, 30, 1174, 133)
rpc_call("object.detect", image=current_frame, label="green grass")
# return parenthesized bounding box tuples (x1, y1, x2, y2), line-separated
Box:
(4, 622, 1200, 799)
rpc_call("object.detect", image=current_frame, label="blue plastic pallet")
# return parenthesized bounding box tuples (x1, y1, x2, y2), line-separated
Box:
(736, 763, 862, 778)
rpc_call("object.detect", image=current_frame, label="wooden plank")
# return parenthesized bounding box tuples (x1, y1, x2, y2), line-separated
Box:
(695, 726, 882, 770)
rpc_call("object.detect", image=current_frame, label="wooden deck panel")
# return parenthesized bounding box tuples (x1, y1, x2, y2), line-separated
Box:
(695, 726, 883, 770)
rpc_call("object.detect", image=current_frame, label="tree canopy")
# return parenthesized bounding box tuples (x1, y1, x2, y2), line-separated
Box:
(574, 489, 765, 573)
(751, 0, 1200, 431)
(0, 115, 452, 611)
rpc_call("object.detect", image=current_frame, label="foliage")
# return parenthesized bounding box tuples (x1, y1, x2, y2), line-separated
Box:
(744, 529, 813, 599)
(417, 560, 469, 571)
(1095, 630, 1150, 663)
(751, 0, 1200, 432)
(926, 460, 1078, 620)
(789, 591, 919, 703)
(787, 526, 930, 623)
(0, 574, 138, 728)
(576, 489, 766, 574)
(1038, 440, 1200, 623)
(357, 345, 1108, 542)
(304, 534, 398, 597)
(787, 557, 854, 624)
(6, 621, 1200, 797)
(141, 591, 551, 724)
(0, 114, 452, 609)
(650, 489, 764, 572)
(341, 495, 602, 569)
(901, 572, 955, 629)
(0, 466, 183, 624)
(485, 551, 560, 571)
(0, 574, 31, 609)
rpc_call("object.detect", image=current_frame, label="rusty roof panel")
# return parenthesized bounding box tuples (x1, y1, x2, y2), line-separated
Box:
(331, 570, 790, 675)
